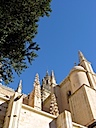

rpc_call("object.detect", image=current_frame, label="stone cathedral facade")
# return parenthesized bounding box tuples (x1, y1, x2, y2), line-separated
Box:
(0, 51, 96, 128)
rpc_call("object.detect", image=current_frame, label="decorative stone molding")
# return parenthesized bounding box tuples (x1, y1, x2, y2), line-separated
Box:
(28, 74, 41, 110)
(50, 94, 59, 116)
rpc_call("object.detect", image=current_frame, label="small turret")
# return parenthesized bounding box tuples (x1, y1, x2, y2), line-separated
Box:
(69, 66, 90, 93)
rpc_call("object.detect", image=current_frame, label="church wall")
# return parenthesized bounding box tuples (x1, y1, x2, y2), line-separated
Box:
(18, 104, 56, 128)
(50, 111, 87, 128)
(69, 85, 95, 126)
(60, 77, 72, 112)
(84, 85, 96, 123)
(72, 122, 87, 128)
(42, 95, 51, 113)
(50, 110, 73, 128)
(93, 74, 96, 85)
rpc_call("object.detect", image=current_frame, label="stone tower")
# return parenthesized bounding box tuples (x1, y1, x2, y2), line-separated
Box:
(68, 51, 96, 126)
(41, 70, 57, 102)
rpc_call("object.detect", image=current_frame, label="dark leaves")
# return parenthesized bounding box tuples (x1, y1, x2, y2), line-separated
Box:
(0, 0, 52, 84)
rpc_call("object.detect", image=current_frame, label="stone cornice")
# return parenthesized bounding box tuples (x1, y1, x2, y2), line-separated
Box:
(22, 104, 57, 119)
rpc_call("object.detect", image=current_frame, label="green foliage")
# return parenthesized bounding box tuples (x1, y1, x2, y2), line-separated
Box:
(0, 0, 52, 84)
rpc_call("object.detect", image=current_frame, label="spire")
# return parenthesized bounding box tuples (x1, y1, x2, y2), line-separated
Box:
(78, 51, 87, 63)
(34, 73, 41, 110)
(33, 73, 41, 98)
(34, 73, 40, 86)
(50, 70, 56, 86)
(50, 94, 59, 116)
(51, 70, 55, 78)
(28, 73, 41, 110)
(16, 80, 22, 93)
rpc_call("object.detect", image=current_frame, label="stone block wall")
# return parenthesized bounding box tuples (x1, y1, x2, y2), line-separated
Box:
(18, 104, 56, 128)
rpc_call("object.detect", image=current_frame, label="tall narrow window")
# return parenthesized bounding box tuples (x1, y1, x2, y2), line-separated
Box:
(67, 91, 71, 103)
(46, 80, 48, 84)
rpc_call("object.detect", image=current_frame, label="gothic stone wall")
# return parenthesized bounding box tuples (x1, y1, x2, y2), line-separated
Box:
(18, 104, 56, 128)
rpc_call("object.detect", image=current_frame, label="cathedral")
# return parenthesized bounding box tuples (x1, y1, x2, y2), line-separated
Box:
(0, 51, 96, 128)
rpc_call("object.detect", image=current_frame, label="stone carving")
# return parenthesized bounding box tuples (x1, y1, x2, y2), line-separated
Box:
(28, 73, 41, 110)
(50, 94, 59, 116)
(33, 73, 41, 98)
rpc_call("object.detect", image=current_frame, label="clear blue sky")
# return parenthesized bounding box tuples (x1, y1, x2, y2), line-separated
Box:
(8, 0, 96, 94)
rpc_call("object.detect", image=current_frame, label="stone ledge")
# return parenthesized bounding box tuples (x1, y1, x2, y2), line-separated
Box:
(72, 122, 87, 128)
(22, 104, 57, 119)
(0, 84, 14, 92)
(0, 95, 9, 101)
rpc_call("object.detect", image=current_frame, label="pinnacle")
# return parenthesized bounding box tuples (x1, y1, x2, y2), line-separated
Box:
(50, 70, 56, 86)
(16, 80, 22, 93)
(50, 94, 59, 116)
(78, 50, 87, 63)
(78, 50, 84, 58)
(51, 70, 55, 77)
(34, 73, 40, 86)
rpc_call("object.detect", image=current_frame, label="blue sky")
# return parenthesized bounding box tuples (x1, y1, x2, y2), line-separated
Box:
(8, 0, 96, 94)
